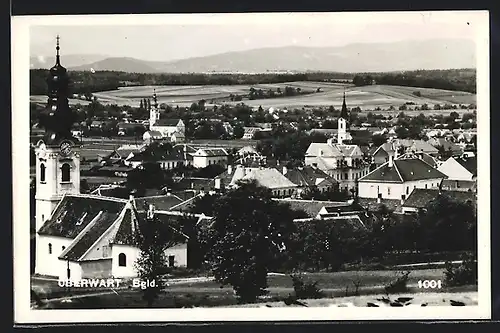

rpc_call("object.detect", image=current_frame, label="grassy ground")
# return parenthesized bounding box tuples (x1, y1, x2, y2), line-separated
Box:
(32, 268, 477, 309)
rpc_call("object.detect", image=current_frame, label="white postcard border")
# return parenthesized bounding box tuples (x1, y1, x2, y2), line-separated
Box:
(12, 11, 491, 323)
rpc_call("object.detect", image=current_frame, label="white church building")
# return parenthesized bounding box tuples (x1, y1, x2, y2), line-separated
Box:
(145, 89, 186, 143)
(33, 37, 201, 282)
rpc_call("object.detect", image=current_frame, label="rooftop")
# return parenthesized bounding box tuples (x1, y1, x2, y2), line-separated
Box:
(359, 158, 446, 183)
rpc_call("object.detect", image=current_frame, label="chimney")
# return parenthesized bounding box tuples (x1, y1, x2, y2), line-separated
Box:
(215, 178, 221, 189)
(377, 193, 382, 204)
(166, 188, 172, 196)
(227, 164, 233, 175)
(388, 155, 394, 168)
(129, 193, 134, 201)
(147, 204, 155, 219)
(282, 166, 288, 175)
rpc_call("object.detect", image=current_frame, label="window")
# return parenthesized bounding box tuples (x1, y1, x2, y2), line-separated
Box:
(387, 187, 391, 196)
(344, 173, 348, 180)
(406, 187, 409, 194)
(61, 163, 70, 182)
(41, 214, 45, 222)
(48, 243, 52, 254)
(62, 246, 66, 251)
(425, 184, 428, 189)
(40, 164, 46, 183)
(118, 253, 126, 267)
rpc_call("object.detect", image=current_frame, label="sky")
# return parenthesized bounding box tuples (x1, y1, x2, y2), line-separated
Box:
(28, 11, 482, 62)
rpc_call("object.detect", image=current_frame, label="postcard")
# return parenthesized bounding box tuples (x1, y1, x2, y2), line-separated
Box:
(12, 10, 490, 323)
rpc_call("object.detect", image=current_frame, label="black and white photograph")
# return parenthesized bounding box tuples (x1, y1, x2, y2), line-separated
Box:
(12, 11, 490, 323)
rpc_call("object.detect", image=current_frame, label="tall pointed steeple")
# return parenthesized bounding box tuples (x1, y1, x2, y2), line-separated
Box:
(340, 88, 349, 121)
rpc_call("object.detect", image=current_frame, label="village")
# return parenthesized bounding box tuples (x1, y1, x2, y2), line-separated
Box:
(29, 36, 478, 309)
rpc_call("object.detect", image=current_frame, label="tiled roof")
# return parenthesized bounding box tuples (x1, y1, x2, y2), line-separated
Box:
(274, 199, 356, 218)
(241, 168, 298, 189)
(38, 195, 127, 238)
(359, 158, 446, 183)
(403, 189, 476, 209)
(238, 146, 259, 155)
(284, 166, 333, 187)
(144, 130, 163, 137)
(357, 198, 402, 212)
(398, 152, 439, 168)
(171, 177, 215, 191)
(455, 156, 477, 176)
(306, 143, 343, 158)
(154, 119, 182, 126)
(59, 210, 120, 261)
(113, 211, 190, 247)
(195, 148, 229, 157)
(134, 195, 185, 211)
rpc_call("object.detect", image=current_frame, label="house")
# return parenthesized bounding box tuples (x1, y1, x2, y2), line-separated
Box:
(282, 165, 338, 194)
(371, 140, 440, 167)
(36, 194, 210, 281)
(398, 151, 441, 169)
(427, 137, 463, 156)
(126, 144, 190, 170)
(170, 131, 185, 143)
(192, 148, 229, 168)
(143, 130, 163, 143)
(440, 179, 477, 192)
(216, 165, 299, 197)
(304, 139, 370, 191)
(358, 152, 447, 202)
(242, 127, 263, 139)
(437, 156, 477, 181)
(401, 189, 476, 214)
(274, 198, 365, 219)
(106, 144, 145, 163)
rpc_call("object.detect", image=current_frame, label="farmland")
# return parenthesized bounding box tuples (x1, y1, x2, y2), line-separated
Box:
(31, 81, 476, 111)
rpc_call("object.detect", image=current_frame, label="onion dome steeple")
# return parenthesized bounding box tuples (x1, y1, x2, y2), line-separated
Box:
(39, 35, 78, 144)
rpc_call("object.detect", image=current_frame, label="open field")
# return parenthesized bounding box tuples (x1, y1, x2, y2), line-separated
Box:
(74, 82, 476, 110)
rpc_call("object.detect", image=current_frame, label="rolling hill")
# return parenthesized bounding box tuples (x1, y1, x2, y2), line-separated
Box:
(56, 38, 475, 74)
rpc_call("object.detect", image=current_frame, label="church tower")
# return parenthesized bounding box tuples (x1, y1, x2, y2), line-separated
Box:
(337, 89, 350, 144)
(149, 89, 160, 128)
(35, 35, 81, 233)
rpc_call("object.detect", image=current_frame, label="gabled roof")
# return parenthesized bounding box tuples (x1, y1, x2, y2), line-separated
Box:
(398, 152, 439, 169)
(134, 194, 185, 211)
(153, 119, 182, 126)
(403, 189, 475, 209)
(306, 143, 343, 157)
(284, 166, 337, 187)
(38, 194, 128, 238)
(194, 148, 229, 157)
(359, 158, 446, 183)
(240, 168, 298, 189)
(144, 130, 163, 138)
(274, 199, 358, 218)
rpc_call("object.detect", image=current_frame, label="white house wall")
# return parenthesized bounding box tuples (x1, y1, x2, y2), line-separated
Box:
(358, 178, 443, 200)
(57, 260, 83, 282)
(111, 244, 140, 278)
(35, 235, 73, 278)
(193, 156, 228, 168)
(80, 259, 113, 279)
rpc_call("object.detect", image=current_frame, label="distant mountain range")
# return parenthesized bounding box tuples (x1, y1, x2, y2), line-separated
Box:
(30, 38, 476, 73)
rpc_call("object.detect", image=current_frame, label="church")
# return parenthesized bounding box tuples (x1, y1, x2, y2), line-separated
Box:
(304, 91, 370, 192)
(145, 90, 186, 143)
(33, 37, 200, 282)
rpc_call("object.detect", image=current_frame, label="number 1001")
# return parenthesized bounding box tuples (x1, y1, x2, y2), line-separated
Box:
(418, 280, 442, 289)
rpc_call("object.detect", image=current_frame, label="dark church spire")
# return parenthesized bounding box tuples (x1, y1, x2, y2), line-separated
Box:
(340, 88, 349, 121)
(39, 35, 78, 144)
(153, 88, 158, 108)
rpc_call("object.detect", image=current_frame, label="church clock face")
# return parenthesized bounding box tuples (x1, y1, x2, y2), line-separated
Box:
(60, 141, 72, 156)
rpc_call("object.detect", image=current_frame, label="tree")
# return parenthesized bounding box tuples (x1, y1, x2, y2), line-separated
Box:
(233, 124, 245, 139)
(132, 213, 188, 307)
(205, 180, 296, 303)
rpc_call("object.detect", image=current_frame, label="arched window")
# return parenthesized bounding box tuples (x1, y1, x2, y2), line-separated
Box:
(62, 246, 66, 251)
(118, 253, 126, 267)
(61, 163, 70, 182)
(48, 243, 52, 254)
(40, 163, 46, 183)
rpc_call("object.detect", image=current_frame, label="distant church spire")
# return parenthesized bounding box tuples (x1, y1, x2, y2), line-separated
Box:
(55, 34, 61, 65)
(340, 88, 348, 120)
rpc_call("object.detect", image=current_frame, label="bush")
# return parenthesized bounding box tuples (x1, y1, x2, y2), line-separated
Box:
(384, 271, 411, 294)
(444, 254, 477, 287)
(290, 274, 324, 299)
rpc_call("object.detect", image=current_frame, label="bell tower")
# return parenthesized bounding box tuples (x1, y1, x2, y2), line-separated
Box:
(149, 88, 160, 128)
(35, 35, 81, 233)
